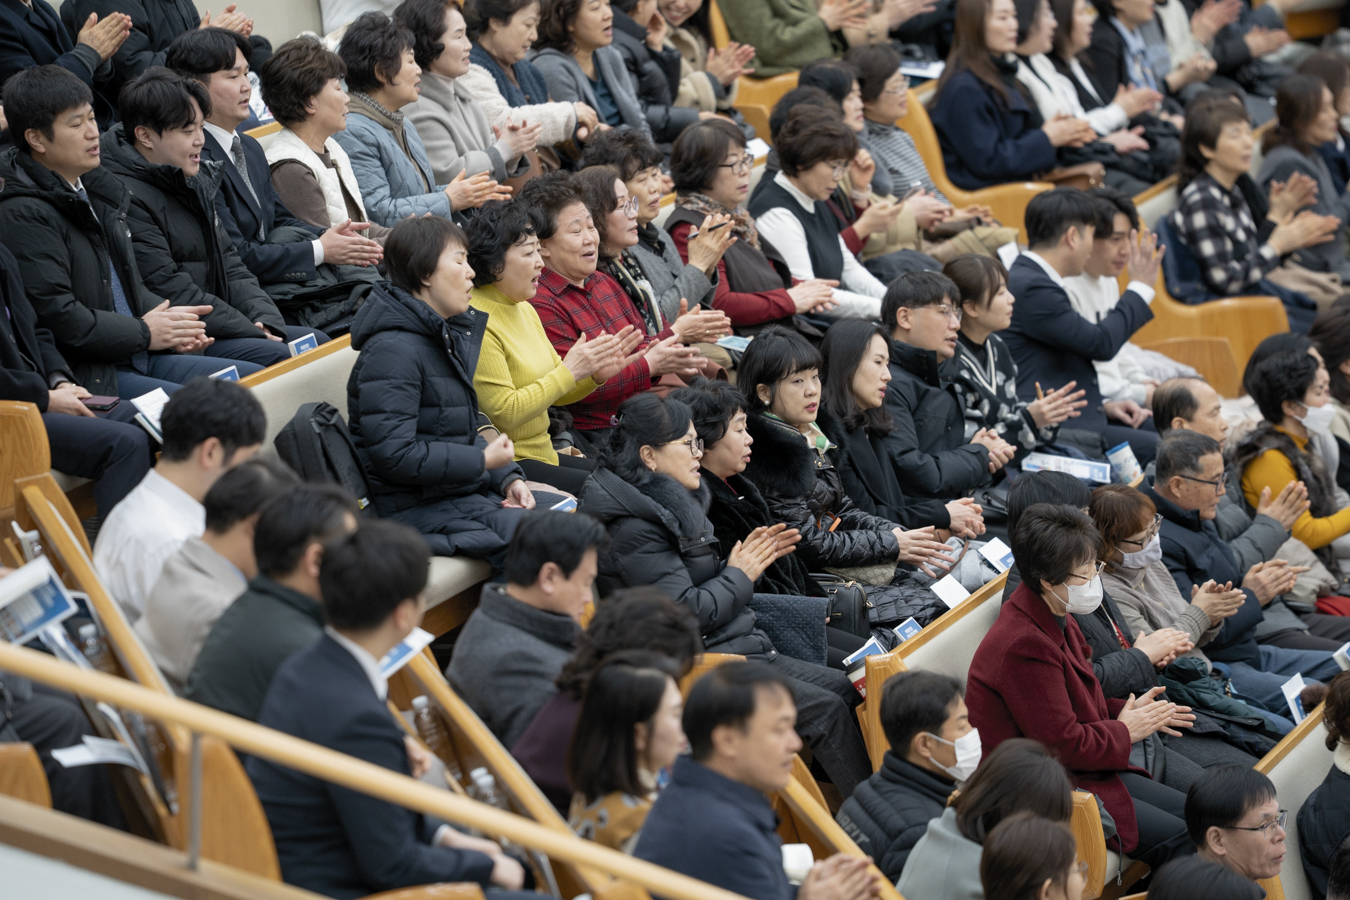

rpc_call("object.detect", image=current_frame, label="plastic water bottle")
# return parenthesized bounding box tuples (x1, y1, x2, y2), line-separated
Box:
(469, 767, 526, 857)
(78, 624, 116, 674)
(411, 695, 463, 786)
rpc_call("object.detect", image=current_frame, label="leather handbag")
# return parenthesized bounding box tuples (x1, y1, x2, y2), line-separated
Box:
(812, 575, 872, 639)
(1038, 162, 1106, 191)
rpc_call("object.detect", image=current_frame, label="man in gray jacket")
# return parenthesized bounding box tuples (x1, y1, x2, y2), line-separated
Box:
(1153, 376, 1350, 647)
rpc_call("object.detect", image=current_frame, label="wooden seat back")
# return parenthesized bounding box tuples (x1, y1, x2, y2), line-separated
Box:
(1254, 707, 1332, 900)
(0, 401, 51, 524)
(1137, 337, 1243, 398)
(0, 743, 52, 807)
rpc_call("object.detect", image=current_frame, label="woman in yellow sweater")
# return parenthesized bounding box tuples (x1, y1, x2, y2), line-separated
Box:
(1236, 349, 1350, 560)
(467, 200, 642, 493)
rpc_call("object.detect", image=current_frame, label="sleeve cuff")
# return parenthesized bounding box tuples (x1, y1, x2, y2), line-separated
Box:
(432, 824, 452, 846)
(1126, 281, 1155, 304)
(313, 239, 324, 266)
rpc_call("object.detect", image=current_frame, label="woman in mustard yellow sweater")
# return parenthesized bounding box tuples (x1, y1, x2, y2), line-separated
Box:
(1236, 349, 1350, 563)
(467, 200, 642, 494)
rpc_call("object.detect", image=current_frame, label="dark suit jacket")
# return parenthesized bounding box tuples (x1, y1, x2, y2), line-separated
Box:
(247, 634, 497, 900)
(201, 129, 321, 287)
(0, 0, 114, 126)
(927, 69, 1057, 190)
(1002, 254, 1152, 431)
(0, 241, 72, 408)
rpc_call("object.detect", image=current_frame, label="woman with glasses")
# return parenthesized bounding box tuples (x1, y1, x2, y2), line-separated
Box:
(966, 503, 1195, 877)
(578, 391, 875, 798)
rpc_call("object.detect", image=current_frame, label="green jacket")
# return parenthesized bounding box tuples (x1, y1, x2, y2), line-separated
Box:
(719, 0, 844, 77)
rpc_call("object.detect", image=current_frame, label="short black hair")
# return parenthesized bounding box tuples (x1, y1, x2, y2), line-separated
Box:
(1024, 188, 1098, 250)
(670, 118, 747, 195)
(520, 170, 585, 240)
(776, 105, 857, 178)
(1242, 332, 1313, 397)
(880, 670, 964, 758)
(119, 68, 212, 139)
(881, 270, 959, 330)
(954, 738, 1074, 842)
(338, 11, 415, 95)
(557, 586, 702, 699)
(203, 458, 299, 533)
(165, 26, 254, 82)
(669, 378, 748, 450)
(253, 483, 359, 578)
(769, 86, 840, 142)
(1184, 765, 1278, 848)
(385, 216, 470, 295)
(684, 660, 794, 761)
(1148, 857, 1264, 900)
(320, 519, 431, 631)
(736, 324, 822, 414)
(599, 393, 696, 484)
(1006, 470, 1092, 538)
(463, 0, 537, 39)
(394, 0, 454, 70)
(1151, 377, 1207, 436)
(502, 509, 606, 586)
(1010, 505, 1102, 596)
(1311, 308, 1350, 406)
(1248, 350, 1320, 424)
(1155, 429, 1222, 484)
(1086, 186, 1139, 232)
(845, 43, 903, 103)
(160, 378, 266, 463)
(466, 199, 547, 286)
(2, 65, 94, 155)
(258, 37, 348, 128)
(579, 126, 664, 181)
(1329, 835, 1350, 900)
(797, 59, 860, 105)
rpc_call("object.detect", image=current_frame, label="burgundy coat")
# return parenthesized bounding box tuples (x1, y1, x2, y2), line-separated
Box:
(966, 581, 1149, 853)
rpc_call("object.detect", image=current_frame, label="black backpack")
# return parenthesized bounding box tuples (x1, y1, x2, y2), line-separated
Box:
(274, 402, 374, 513)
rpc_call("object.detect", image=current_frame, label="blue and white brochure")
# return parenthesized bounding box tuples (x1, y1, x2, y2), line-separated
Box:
(893, 617, 922, 642)
(288, 332, 320, 357)
(0, 556, 79, 646)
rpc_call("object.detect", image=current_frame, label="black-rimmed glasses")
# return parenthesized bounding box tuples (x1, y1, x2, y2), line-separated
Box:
(718, 154, 753, 176)
(1119, 514, 1163, 548)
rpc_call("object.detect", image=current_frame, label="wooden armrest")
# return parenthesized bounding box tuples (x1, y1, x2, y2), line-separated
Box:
(360, 885, 485, 900)
(0, 742, 51, 807)
(1132, 286, 1288, 377)
(952, 182, 1052, 243)
(679, 653, 746, 698)
(1071, 790, 1109, 900)
(0, 401, 51, 517)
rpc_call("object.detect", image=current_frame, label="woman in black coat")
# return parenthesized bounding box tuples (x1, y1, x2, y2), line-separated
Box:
(577, 391, 873, 797)
(347, 216, 539, 567)
(1299, 672, 1350, 898)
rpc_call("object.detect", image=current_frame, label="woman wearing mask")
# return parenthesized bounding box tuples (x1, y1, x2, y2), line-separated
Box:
(1309, 307, 1350, 445)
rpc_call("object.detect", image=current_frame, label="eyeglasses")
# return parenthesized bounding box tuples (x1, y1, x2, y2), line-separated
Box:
(718, 153, 754, 176)
(927, 304, 963, 323)
(1119, 513, 1163, 548)
(617, 195, 640, 218)
(829, 161, 850, 178)
(667, 436, 704, 456)
(1179, 471, 1228, 491)
(1067, 560, 1106, 584)
(881, 77, 911, 96)
(1225, 809, 1287, 839)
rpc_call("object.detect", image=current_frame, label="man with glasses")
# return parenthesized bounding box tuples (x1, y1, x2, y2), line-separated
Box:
(1143, 430, 1340, 719)
(1186, 766, 1288, 886)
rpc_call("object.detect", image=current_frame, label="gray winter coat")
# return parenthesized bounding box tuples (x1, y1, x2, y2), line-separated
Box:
(895, 807, 984, 900)
(529, 46, 652, 140)
(1257, 144, 1350, 279)
(404, 72, 532, 187)
(333, 96, 453, 226)
(630, 223, 716, 324)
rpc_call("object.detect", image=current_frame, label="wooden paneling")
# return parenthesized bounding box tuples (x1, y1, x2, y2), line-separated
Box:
(0, 743, 51, 808)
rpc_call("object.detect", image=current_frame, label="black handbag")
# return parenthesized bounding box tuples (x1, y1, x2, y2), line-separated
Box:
(812, 574, 872, 640)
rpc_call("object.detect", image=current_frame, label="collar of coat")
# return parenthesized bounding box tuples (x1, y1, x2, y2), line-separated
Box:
(742, 410, 818, 498)
(1141, 480, 1206, 533)
(101, 122, 225, 215)
(581, 466, 713, 545)
(479, 581, 581, 651)
(1230, 422, 1339, 520)
(888, 336, 943, 388)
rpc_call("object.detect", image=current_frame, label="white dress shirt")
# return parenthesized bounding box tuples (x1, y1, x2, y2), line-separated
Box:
(1063, 272, 1155, 405)
(1023, 249, 1155, 305)
(754, 171, 886, 320)
(93, 469, 205, 623)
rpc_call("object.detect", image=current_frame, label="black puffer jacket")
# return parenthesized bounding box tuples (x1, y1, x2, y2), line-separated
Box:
(1298, 759, 1350, 899)
(99, 124, 285, 341)
(704, 470, 827, 599)
(835, 753, 955, 882)
(0, 148, 157, 396)
(62, 0, 200, 96)
(579, 467, 773, 657)
(741, 410, 902, 570)
(347, 283, 524, 517)
(609, 8, 699, 146)
(818, 408, 953, 531)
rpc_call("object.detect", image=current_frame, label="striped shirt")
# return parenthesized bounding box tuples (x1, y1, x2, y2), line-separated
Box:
(862, 119, 950, 206)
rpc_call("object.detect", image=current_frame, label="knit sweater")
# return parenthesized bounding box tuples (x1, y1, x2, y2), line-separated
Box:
(469, 284, 597, 465)
(1101, 558, 1219, 669)
(404, 71, 529, 186)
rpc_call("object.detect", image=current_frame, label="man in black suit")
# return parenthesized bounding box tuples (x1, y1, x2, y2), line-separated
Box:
(166, 28, 381, 291)
(1002, 187, 1161, 463)
(0, 0, 129, 128)
(247, 520, 532, 900)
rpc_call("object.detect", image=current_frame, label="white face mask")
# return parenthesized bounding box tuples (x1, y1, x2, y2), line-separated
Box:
(1053, 574, 1104, 615)
(1299, 403, 1336, 436)
(1121, 534, 1162, 569)
(925, 727, 982, 783)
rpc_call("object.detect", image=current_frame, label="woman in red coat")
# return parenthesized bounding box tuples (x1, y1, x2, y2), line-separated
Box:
(966, 503, 1195, 872)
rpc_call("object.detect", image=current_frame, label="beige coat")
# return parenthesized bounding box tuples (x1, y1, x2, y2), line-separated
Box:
(666, 24, 737, 112)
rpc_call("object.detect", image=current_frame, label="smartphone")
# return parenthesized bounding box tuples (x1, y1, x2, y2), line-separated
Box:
(899, 184, 924, 202)
(81, 395, 120, 411)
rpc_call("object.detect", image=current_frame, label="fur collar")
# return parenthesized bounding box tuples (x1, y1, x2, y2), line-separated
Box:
(1338, 740, 1350, 776)
(633, 472, 712, 540)
(742, 412, 817, 498)
(1231, 422, 1337, 519)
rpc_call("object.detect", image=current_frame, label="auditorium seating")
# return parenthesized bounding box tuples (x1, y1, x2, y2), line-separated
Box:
(1252, 706, 1333, 900)
(0, 744, 51, 808)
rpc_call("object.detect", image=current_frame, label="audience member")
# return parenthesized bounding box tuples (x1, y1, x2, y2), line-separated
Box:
(348, 216, 536, 563)
(716, 0, 869, 78)
(257, 37, 392, 241)
(1310, 308, 1350, 445)
(512, 585, 701, 812)
(1300, 671, 1350, 896)
(320, 0, 399, 32)
(1331, 835, 1350, 900)
(849, 44, 938, 198)
(249, 519, 532, 900)
(1004, 188, 1161, 462)
(967, 504, 1194, 872)
(447, 509, 605, 746)
(523, 171, 699, 441)
(101, 68, 326, 369)
(0, 65, 249, 398)
(665, 118, 837, 329)
(94, 377, 263, 620)
(1186, 765, 1288, 886)
(398, 0, 539, 186)
(836, 671, 973, 882)
(881, 271, 1015, 503)
(335, 12, 509, 226)
(820, 319, 984, 536)
(1299, 53, 1350, 191)
(634, 660, 883, 900)
(530, 0, 653, 138)
(607, 0, 699, 152)
(467, 199, 634, 493)
(656, 0, 753, 121)
(0, 0, 129, 128)
(580, 391, 873, 796)
(942, 254, 1086, 463)
(184, 483, 359, 720)
(137, 457, 295, 689)
(567, 650, 684, 851)
(1146, 855, 1265, 900)
(1082, 0, 1213, 112)
(979, 812, 1084, 900)
(898, 738, 1074, 900)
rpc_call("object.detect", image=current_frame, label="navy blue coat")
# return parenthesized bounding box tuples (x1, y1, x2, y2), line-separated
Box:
(928, 69, 1057, 190)
(634, 756, 796, 900)
(247, 635, 497, 899)
(1298, 761, 1350, 900)
(1002, 254, 1152, 432)
(61, 0, 198, 96)
(1143, 482, 1265, 668)
(201, 128, 322, 288)
(0, 0, 115, 127)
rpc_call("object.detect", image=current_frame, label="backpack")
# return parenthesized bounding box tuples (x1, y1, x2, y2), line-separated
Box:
(274, 402, 374, 513)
